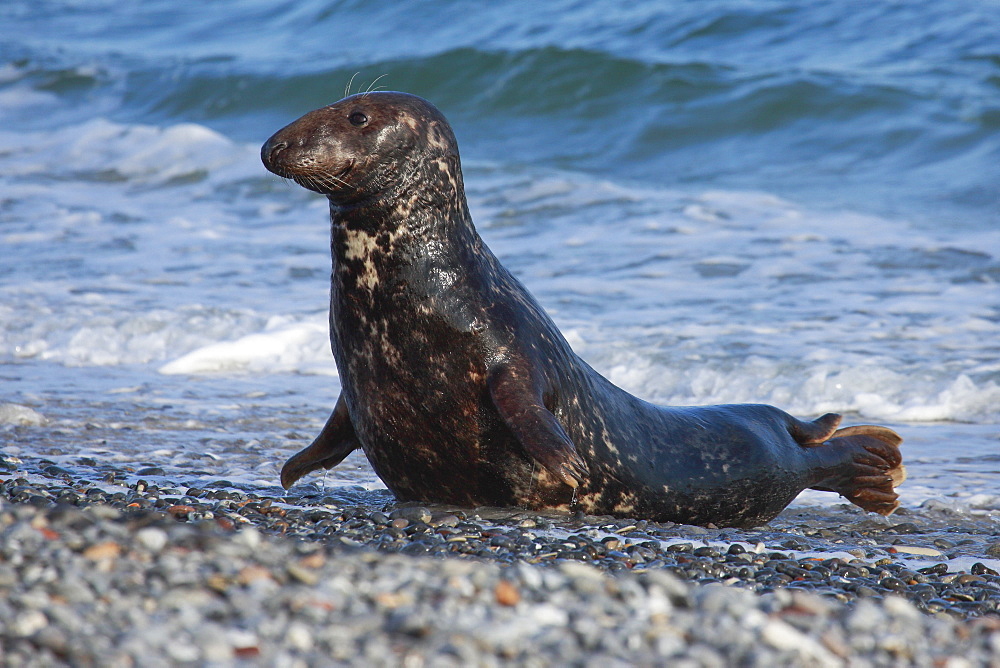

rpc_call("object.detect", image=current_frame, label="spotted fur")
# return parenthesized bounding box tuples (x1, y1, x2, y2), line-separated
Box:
(262, 92, 904, 528)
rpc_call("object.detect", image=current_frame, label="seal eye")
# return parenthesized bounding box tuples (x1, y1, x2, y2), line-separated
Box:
(349, 111, 368, 127)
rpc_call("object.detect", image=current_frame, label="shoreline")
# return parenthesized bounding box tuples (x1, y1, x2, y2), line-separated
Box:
(2, 453, 999, 665)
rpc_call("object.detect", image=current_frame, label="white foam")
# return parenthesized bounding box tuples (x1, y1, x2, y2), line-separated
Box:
(2, 140, 997, 504)
(0, 86, 60, 111)
(14, 307, 272, 368)
(1, 148, 994, 425)
(0, 118, 256, 185)
(593, 343, 1000, 424)
(159, 315, 335, 376)
(0, 404, 47, 427)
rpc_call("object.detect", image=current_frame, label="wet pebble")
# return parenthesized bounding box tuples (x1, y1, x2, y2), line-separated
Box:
(2, 462, 1000, 665)
(390, 506, 432, 524)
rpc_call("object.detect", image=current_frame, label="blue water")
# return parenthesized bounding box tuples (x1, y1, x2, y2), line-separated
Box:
(2, 1, 998, 515)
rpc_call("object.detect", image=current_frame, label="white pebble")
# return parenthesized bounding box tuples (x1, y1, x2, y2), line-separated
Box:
(530, 603, 569, 627)
(167, 641, 200, 662)
(761, 619, 840, 667)
(136, 527, 168, 552)
(227, 628, 259, 647)
(514, 561, 543, 589)
(847, 599, 882, 631)
(12, 610, 48, 637)
(892, 545, 943, 557)
(286, 622, 313, 651)
(883, 595, 920, 621)
(943, 659, 973, 668)
(236, 526, 262, 549)
(558, 561, 603, 580)
(646, 588, 672, 616)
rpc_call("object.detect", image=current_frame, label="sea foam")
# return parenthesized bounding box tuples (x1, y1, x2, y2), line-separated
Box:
(159, 316, 334, 376)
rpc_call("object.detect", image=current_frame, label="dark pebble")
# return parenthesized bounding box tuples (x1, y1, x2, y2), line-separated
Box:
(781, 539, 810, 550)
(909, 584, 937, 600)
(919, 563, 949, 575)
(490, 535, 515, 549)
(400, 542, 431, 556)
(971, 562, 999, 576)
(880, 577, 907, 592)
(946, 592, 975, 603)
(891, 522, 920, 534)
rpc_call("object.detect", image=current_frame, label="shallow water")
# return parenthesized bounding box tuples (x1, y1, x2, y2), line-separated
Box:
(2, 1, 998, 520)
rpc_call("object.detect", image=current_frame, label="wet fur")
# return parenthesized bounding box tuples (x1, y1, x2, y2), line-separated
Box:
(262, 92, 904, 528)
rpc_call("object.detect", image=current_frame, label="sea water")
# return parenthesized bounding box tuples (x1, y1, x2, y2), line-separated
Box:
(1, 1, 998, 514)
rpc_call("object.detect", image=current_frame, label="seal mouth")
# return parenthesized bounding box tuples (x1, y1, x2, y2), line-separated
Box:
(288, 160, 355, 195)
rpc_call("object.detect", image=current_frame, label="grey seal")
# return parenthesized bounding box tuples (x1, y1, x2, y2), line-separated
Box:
(261, 92, 905, 527)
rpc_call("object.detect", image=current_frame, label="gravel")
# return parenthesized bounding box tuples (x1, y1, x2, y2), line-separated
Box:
(2, 453, 1000, 666)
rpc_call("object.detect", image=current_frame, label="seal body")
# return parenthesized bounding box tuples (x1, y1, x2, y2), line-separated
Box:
(262, 92, 904, 528)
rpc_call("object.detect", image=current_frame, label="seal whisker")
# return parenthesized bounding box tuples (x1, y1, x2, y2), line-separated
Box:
(527, 459, 537, 506)
(315, 174, 344, 192)
(327, 172, 352, 189)
(344, 72, 360, 99)
(313, 171, 352, 192)
(291, 174, 316, 191)
(302, 174, 330, 194)
(300, 174, 326, 191)
(288, 171, 351, 195)
(362, 74, 388, 97)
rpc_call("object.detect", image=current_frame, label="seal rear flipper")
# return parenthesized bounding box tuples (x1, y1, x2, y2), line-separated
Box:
(810, 425, 905, 515)
(487, 366, 589, 488)
(789, 412, 842, 445)
(280, 396, 360, 490)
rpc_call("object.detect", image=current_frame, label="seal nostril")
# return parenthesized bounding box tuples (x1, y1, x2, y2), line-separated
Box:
(261, 138, 290, 169)
(268, 141, 289, 163)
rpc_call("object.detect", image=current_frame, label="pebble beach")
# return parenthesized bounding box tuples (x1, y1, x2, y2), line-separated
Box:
(2, 450, 999, 666)
(4, 1, 1000, 665)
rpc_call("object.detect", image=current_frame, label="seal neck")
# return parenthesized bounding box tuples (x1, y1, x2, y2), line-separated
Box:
(327, 179, 483, 278)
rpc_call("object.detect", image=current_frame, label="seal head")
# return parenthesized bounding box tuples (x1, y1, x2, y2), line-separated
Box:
(262, 92, 460, 206)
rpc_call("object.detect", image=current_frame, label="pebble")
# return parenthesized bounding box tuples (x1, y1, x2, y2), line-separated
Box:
(2, 464, 1000, 665)
(494, 580, 521, 606)
(890, 545, 943, 557)
(82, 540, 121, 561)
(390, 506, 432, 524)
(136, 527, 168, 552)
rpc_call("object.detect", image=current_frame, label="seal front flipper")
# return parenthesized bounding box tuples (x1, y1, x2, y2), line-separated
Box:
(487, 365, 589, 488)
(280, 395, 359, 490)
